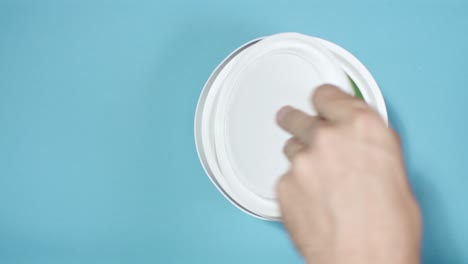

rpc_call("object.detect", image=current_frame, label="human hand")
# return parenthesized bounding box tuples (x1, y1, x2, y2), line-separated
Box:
(276, 84, 421, 264)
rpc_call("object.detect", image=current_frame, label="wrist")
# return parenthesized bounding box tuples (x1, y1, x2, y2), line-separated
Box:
(303, 245, 420, 264)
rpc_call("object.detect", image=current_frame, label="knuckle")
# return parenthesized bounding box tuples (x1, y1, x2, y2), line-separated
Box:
(295, 115, 313, 132)
(349, 108, 383, 133)
(291, 152, 311, 175)
(283, 137, 300, 157)
(314, 126, 335, 147)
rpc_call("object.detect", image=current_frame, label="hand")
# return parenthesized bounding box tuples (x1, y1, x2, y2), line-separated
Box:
(275, 84, 421, 264)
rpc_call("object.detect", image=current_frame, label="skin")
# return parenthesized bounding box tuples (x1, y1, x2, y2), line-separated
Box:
(275, 84, 422, 264)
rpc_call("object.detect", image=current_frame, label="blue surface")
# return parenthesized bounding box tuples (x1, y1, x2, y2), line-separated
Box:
(1, 1, 467, 263)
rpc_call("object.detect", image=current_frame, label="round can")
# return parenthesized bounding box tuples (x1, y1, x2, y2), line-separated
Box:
(194, 33, 387, 220)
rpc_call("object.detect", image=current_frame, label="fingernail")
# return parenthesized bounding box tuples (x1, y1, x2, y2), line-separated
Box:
(276, 106, 291, 124)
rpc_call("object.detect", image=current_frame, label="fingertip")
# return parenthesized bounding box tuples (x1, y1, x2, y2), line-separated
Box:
(276, 106, 292, 125)
(311, 83, 366, 122)
(311, 84, 340, 104)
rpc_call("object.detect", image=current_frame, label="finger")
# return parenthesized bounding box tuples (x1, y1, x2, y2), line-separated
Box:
(283, 137, 305, 161)
(312, 84, 368, 122)
(276, 174, 313, 248)
(276, 106, 321, 144)
(276, 172, 295, 209)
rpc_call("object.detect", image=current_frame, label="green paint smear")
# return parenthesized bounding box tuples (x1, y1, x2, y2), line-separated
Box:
(348, 76, 364, 100)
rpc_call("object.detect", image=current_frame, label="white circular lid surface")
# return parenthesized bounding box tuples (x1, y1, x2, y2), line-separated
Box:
(211, 33, 354, 217)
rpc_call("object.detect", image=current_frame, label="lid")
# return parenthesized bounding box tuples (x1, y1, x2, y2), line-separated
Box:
(204, 33, 354, 219)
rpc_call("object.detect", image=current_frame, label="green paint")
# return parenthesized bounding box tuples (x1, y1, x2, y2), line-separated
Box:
(348, 76, 364, 100)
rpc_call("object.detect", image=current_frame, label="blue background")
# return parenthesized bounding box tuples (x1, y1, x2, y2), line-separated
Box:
(1, 1, 467, 263)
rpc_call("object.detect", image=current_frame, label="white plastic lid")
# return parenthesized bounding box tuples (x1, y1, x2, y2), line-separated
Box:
(206, 33, 353, 219)
(195, 32, 386, 220)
